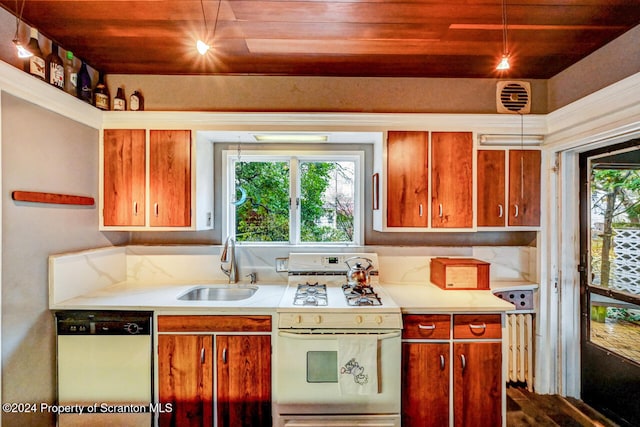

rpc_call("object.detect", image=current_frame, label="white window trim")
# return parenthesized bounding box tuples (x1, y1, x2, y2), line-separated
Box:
(222, 150, 364, 246)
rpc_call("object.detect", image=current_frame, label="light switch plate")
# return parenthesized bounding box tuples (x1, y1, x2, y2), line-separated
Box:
(275, 257, 289, 272)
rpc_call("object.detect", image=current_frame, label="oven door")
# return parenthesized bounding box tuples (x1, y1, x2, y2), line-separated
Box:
(275, 330, 401, 416)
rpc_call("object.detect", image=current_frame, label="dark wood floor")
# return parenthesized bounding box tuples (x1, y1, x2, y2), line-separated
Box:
(507, 387, 620, 427)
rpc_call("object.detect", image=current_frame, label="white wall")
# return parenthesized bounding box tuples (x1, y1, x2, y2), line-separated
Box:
(0, 93, 128, 426)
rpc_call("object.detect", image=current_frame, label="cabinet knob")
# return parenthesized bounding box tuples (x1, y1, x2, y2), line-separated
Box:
(514, 204, 519, 218)
(439, 204, 443, 218)
(154, 203, 159, 217)
(460, 354, 466, 371)
(440, 354, 446, 371)
(419, 204, 423, 217)
(133, 201, 138, 216)
(498, 204, 503, 218)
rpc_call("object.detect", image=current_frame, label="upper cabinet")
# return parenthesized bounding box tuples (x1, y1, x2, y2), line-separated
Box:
(100, 128, 213, 231)
(149, 130, 191, 227)
(508, 150, 541, 227)
(386, 131, 429, 227)
(477, 148, 541, 228)
(376, 130, 541, 232)
(103, 129, 146, 227)
(431, 132, 473, 228)
(381, 130, 473, 231)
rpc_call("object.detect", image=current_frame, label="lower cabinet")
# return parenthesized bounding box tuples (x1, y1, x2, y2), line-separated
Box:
(401, 314, 503, 427)
(157, 315, 272, 427)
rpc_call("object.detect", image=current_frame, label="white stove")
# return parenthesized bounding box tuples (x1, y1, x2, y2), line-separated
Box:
(277, 253, 402, 329)
(275, 253, 402, 426)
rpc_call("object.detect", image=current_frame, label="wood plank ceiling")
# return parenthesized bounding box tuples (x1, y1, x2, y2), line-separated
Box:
(1, 0, 638, 78)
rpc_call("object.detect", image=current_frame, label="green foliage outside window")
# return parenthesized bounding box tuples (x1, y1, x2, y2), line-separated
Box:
(234, 160, 355, 243)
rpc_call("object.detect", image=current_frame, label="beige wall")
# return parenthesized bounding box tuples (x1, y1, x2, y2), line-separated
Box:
(1, 93, 128, 426)
(105, 74, 549, 114)
(548, 24, 640, 111)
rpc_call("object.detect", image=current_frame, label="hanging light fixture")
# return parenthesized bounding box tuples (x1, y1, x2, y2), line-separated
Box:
(12, 0, 32, 58)
(196, 0, 222, 55)
(496, 0, 510, 71)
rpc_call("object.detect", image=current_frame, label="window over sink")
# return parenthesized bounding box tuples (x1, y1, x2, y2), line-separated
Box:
(222, 151, 363, 245)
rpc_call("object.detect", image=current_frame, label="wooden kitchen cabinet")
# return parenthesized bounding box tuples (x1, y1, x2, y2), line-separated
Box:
(100, 128, 213, 230)
(149, 130, 191, 227)
(103, 129, 146, 226)
(158, 334, 213, 427)
(385, 131, 472, 229)
(453, 342, 502, 427)
(508, 150, 541, 227)
(157, 315, 272, 427)
(477, 150, 506, 227)
(386, 131, 429, 227)
(431, 132, 473, 228)
(402, 314, 451, 427)
(477, 149, 541, 228)
(401, 313, 503, 427)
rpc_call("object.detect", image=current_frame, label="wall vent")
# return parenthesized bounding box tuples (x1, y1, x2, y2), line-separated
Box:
(497, 81, 531, 114)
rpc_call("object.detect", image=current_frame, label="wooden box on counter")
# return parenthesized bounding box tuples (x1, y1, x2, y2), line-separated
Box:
(430, 258, 490, 290)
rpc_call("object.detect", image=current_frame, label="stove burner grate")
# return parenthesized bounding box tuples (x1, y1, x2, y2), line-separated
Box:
(293, 282, 328, 306)
(342, 284, 383, 306)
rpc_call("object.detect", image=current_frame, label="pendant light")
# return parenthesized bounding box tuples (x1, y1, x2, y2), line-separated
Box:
(196, 0, 222, 55)
(496, 0, 510, 71)
(12, 0, 32, 58)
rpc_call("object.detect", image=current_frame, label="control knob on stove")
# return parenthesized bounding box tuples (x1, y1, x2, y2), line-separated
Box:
(355, 315, 363, 325)
(294, 315, 302, 324)
(375, 315, 383, 325)
(314, 315, 322, 324)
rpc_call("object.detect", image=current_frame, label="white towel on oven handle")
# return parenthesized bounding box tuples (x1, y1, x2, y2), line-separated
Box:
(337, 335, 378, 395)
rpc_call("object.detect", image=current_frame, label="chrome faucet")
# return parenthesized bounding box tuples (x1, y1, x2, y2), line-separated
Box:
(220, 237, 238, 283)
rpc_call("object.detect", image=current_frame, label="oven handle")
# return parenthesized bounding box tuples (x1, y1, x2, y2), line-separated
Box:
(278, 330, 401, 340)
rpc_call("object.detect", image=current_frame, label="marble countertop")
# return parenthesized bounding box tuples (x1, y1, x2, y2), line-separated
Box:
(51, 280, 288, 312)
(383, 282, 516, 313)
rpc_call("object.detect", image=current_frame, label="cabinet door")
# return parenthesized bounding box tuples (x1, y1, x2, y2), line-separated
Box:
(477, 150, 506, 227)
(402, 342, 449, 427)
(217, 335, 271, 427)
(158, 335, 213, 427)
(508, 150, 541, 227)
(103, 129, 146, 226)
(387, 131, 429, 227)
(149, 130, 191, 227)
(431, 132, 473, 228)
(453, 342, 502, 427)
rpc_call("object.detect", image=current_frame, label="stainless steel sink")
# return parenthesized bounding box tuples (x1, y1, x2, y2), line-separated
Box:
(177, 285, 258, 301)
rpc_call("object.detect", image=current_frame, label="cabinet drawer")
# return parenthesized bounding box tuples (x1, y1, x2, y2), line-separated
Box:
(402, 314, 450, 339)
(453, 314, 501, 339)
(158, 315, 271, 333)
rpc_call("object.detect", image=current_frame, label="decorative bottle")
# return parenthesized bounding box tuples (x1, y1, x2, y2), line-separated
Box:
(113, 87, 126, 111)
(76, 60, 92, 103)
(130, 90, 144, 111)
(64, 51, 78, 96)
(93, 72, 110, 110)
(24, 28, 45, 80)
(46, 42, 64, 89)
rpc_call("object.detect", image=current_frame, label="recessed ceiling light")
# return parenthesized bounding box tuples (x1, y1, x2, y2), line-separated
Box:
(253, 134, 329, 143)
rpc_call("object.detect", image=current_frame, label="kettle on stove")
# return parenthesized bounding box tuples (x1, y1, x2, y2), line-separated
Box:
(345, 256, 374, 287)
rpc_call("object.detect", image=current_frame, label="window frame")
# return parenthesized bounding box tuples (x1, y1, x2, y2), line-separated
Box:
(222, 149, 364, 246)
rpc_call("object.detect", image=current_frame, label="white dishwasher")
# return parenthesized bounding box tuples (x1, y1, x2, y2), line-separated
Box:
(56, 311, 153, 427)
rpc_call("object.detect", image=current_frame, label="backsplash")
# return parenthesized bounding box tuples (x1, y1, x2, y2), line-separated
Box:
(49, 244, 536, 305)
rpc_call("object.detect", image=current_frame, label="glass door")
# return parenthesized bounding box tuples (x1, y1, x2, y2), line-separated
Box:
(579, 141, 640, 427)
